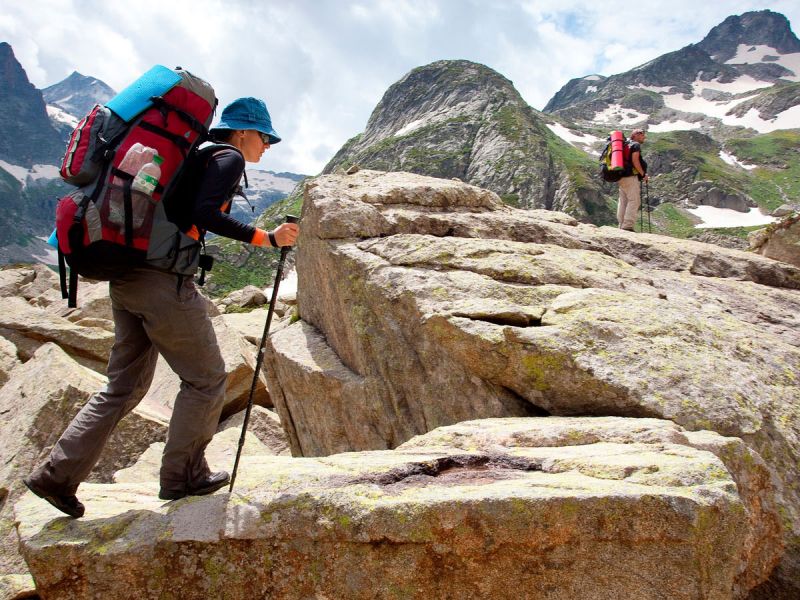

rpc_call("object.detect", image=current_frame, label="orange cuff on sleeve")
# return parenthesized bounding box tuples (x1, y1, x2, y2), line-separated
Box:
(251, 228, 268, 247)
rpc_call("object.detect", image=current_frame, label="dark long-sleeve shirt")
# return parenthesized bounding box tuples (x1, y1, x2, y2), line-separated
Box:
(190, 148, 256, 243)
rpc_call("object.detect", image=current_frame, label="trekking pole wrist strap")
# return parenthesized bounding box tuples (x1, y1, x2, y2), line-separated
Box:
(268, 230, 278, 248)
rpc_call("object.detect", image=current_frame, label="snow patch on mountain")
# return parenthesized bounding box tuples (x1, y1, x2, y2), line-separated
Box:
(47, 104, 80, 128)
(0, 161, 59, 186)
(719, 150, 758, 170)
(661, 90, 758, 120)
(659, 86, 800, 131)
(687, 205, 776, 228)
(583, 75, 602, 81)
(694, 74, 773, 95)
(648, 120, 701, 132)
(634, 84, 676, 93)
(546, 123, 602, 152)
(727, 105, 800, 132)
(725, 44, 800, 80)
(246, 169, 300, 194)
(591, 104, 648, 125)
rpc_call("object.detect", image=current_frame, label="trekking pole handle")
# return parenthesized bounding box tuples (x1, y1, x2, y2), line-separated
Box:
(276, 214, 299, 251)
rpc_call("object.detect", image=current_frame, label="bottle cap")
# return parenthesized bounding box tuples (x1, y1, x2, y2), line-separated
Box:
(153, 155, 164, 165)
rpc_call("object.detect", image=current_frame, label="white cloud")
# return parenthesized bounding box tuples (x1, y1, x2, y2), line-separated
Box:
(2, 0, 799, 175)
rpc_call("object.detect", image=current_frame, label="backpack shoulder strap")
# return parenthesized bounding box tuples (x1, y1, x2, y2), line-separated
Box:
(197, 143, 244, 163)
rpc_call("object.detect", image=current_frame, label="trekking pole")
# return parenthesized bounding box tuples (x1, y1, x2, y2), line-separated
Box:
(639, 180, 644, 232)
(229, 214, 299, 493)
(645, 181, 652, 233)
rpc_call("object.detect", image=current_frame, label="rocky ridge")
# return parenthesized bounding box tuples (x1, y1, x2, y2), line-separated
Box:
(323, 60, 613, 224)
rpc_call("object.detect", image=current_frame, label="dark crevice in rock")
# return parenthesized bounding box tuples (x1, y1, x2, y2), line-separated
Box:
(452, 312, 542, 327)
(500, 386, 550, 416)
(559, 404, 665, 420)
(353, 454, 542, 490)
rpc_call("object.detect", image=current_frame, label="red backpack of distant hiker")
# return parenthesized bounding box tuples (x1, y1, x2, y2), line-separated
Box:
(54, 65, 217, 307)
(599, 131, 633, 182)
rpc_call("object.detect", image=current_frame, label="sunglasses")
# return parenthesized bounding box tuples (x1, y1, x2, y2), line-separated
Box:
(258, 132, 271, 145)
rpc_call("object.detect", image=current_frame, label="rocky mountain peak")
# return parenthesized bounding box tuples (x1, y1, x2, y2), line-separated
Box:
(697, 10, 800, 62)
(0, 43, 63, 166)
(543, 74, 606, 112)
(42, 70, 116, 119)
(323, 59, 611, 222)
(357, 59, 519, 148)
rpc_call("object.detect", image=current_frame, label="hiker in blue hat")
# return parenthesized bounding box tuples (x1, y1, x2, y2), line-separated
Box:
(25, 96, 298, 517)
(200, 97, 296, 248)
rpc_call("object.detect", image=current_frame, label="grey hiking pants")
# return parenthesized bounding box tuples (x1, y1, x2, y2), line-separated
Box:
(30, 269, 227, 494)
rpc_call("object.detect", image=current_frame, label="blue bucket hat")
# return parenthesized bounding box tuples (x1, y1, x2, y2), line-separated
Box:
(210, 97, 281, 144)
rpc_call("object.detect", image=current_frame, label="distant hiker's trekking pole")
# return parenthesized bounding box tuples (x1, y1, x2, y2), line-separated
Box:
(229, 214, 299, 493)
(639, 181, 644, 233)
(644, 181, 652, 233)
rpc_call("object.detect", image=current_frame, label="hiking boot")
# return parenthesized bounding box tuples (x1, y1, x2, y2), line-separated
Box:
(23, 476, 85, 519)
(159, 471, 230, 501)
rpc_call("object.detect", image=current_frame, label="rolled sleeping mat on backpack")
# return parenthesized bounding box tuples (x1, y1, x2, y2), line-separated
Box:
(105, 65, 183, 122)
(609, 130, 625, 171)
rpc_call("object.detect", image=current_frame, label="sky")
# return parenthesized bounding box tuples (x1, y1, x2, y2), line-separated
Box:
(2, 1, 799, 175)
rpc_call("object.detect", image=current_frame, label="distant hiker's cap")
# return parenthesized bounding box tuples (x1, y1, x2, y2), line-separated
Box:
(210, 97, 281, 144)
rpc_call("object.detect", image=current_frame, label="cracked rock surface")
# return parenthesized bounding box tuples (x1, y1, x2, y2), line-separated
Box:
(264, 170, 800, 595)
(15, 417, 775, 599)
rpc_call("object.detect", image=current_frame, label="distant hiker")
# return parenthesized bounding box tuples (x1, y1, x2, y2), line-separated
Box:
(24, 97, 299, 518)
(617, 129, 649, 231)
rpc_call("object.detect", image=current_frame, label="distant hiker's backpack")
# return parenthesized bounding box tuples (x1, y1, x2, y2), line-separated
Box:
(54, 65, 217, 307)
(599, 130, 633, 182)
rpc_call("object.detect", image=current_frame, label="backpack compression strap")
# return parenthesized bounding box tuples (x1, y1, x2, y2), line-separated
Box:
(150, 96, 209, 137)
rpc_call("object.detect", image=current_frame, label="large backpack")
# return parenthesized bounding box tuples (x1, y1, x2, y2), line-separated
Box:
(55, 65, 217, 307)
(599, 131, 633, 182)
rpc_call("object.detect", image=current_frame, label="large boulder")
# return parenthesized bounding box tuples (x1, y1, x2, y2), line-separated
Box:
(0, 297, 114, 373)
(750, 212, 800, 268)
(0, 336, 20, 387)
(219, 285, 267, 311)
(15, 417, 775, 599)
(0, 573, 35, 600)
(264, 170, 800, 594)
(140, 315, 271, 422)
(217, 406, 290, 456)
(44, 278, 114, 326)
(0, 264, 56, 298)
(0, 344, 166, 578)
